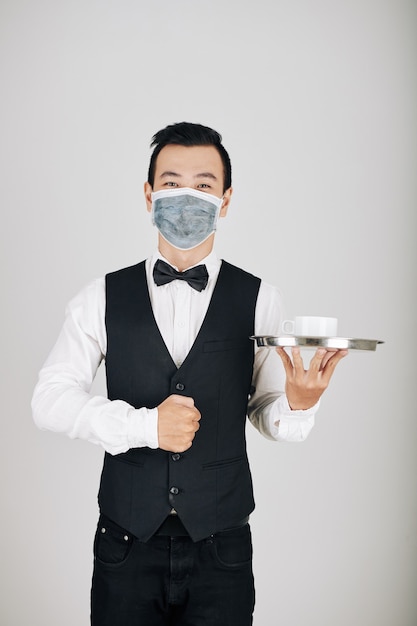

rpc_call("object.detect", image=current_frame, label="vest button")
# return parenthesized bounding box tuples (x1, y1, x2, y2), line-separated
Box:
(170, 486, 179, 495)
(172, 453, 181, 461)
(175, 383, 185, 391)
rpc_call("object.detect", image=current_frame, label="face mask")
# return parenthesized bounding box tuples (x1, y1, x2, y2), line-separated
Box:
(151, 187, 223, 251)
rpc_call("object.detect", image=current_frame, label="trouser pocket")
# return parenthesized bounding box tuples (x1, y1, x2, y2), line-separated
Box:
(211, 523, 253, 569)
(94, 515, 134, 566)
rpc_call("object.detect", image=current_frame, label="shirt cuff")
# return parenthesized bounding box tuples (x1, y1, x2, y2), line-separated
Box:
(277, 395, 320, 417)
(268, 395, 319, 441)
(127, 407, 159, 449)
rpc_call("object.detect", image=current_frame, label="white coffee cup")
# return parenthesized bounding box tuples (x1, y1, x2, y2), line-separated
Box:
(282, 316, 338, 337)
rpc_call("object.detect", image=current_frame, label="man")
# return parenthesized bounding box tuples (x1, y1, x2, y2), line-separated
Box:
(32, 122, 347, 625)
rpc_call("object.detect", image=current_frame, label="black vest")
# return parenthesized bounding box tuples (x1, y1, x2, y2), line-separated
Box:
(98, 260, 261, 542)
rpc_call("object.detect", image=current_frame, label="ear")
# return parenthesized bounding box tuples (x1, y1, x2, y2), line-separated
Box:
(144, 181, 153, 213)
(219, 187, 233, 218)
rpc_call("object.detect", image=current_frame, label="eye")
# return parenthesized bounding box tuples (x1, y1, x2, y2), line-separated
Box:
(164, 181, 178, 187)
(197, 183, 210, 189)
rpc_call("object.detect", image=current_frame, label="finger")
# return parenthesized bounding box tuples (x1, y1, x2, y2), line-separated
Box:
(291, 347, 306, 374)
(308, 348, 327, 373)
(320, 349, 338, 370)
(275, 347, 294, 376)
(172, 394, 195, 408)
(176, 440, 193, 453)
(321, 349, 348, 380)
(192, 410, 202, 422)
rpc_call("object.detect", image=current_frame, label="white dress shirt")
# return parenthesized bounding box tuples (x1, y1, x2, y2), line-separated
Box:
(32, 251, 318, 455)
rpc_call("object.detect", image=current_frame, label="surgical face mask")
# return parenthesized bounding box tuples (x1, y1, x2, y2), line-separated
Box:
(151, 187, 223, 251)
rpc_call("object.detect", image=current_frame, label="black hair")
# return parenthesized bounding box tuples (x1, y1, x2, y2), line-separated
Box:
(147, 122, 232, 192)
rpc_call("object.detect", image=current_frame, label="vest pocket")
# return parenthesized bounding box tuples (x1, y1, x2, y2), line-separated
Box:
(203, 339, 250, 352)
(113, 456, 144, 468)
(202, 456, 244, 470)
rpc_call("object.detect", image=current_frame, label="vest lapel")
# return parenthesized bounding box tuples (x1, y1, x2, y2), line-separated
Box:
(143, 260, 228, 372)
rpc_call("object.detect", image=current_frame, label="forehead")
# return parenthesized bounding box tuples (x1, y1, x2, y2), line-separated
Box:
(154, 144, 224, 178)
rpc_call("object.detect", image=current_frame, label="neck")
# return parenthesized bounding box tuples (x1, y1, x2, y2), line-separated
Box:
(158, 235, 215, 272)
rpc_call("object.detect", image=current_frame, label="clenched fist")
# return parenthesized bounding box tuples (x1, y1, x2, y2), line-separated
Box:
(157, 394, 201, 453)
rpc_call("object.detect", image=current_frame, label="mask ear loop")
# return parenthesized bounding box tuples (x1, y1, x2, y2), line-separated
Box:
(212, 197, 224, 233)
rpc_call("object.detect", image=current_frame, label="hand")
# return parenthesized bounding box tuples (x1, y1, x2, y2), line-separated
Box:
(276, 347, 348, 410)
(157, 394, 201, 453)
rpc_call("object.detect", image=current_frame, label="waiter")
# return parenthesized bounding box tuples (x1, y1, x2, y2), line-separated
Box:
(32, 122, 347, 625)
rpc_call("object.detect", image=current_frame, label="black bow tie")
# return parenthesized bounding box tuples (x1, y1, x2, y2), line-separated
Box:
(153, 259, 209, 292)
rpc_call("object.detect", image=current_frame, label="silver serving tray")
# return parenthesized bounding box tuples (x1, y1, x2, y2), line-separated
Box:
(251, 336, 384, 351)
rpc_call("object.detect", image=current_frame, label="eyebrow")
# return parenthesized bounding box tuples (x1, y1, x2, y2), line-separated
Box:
(196, 172, 218, 180)
(159, 171, 218, 181)
(159, 171, 181, 178)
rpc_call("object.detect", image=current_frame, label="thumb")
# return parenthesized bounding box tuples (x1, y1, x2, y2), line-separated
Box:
(172, 394, 195, 408)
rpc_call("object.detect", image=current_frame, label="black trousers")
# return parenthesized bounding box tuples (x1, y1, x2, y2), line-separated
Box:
(91, 514, 255, 625)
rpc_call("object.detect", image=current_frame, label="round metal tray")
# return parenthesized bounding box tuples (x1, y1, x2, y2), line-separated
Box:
(251, 336, 384, 351)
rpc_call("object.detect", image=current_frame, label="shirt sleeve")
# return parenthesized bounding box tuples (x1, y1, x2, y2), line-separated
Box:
(247, 281, 319, 442)
(31, 278, 159, 455)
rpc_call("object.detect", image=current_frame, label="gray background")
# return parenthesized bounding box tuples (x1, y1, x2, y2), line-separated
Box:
(1, 0, 416, 624)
